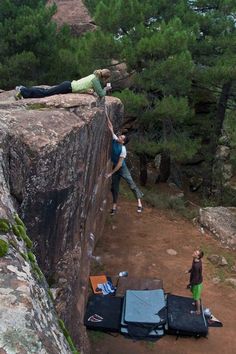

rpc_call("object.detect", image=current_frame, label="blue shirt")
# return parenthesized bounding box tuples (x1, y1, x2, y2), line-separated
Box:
(111, 139, 126, 166)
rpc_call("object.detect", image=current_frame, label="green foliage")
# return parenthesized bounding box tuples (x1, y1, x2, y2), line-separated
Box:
(76, 30, 121, 75)
(20, 252, 29, 262)
(132, 131, 200, 162)
(220, 187, 236, 207)
(26, 103, 47, 110)
(32, 264, 43, 279)
(160, 133, 200, 161)
(28, 251, 36, 263)
(143, 187, 198, 219)
(0, 218, 10, 233)
(47, 289, 54, 302)
(0, 1, 80, 89)
(0, 239, 9, 257)
(58, 319, 69, 338)
(9, 239, 18, 249)
(114, 89, 148, 117)
(12, 224, 22, 240)
(0, 212, 44, 282)
(132, 139, 161, 158)
(13, 213, 25, 228)
(23, 234, 33, 249)
(80, 0, 236, 191)
(224, 111, 236, 148)
(12, 224, 33, 249)
(223, 111, 236, 174)
(154, 96, 193, 123)
(119, 183, 136, 200)
(1, 0, 235, 195)
(58, 319, 80, 354)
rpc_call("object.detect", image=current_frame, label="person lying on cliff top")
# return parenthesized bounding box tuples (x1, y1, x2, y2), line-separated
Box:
(14, 69, 112, 100)
(105, 111, 143, 215)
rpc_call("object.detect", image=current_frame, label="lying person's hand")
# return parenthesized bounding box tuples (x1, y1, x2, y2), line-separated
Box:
(105, 83, 112, 91)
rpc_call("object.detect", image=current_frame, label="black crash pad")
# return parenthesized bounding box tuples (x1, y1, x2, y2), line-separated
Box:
(84, 295, 123, 332)
(166, 294, 208, 337)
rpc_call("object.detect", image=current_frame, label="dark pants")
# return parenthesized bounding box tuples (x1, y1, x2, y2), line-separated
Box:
(20, 81, 72, 98)
(111, 164, 143, 203)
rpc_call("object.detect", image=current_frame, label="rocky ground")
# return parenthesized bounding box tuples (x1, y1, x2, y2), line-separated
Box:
(88, 195, 236, 354)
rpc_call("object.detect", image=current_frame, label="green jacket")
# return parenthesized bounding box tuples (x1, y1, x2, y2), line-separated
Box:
(71, 74, 106, 97)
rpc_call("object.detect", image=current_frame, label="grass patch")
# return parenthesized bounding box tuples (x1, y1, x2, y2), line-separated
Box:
(26, 103, 47, 110)
(221, 251, 235, 269)
(142, 187, 199, 220)
(201, 244, 214, 256)
(88, 330, 105, 342)
(145, 341, 155, 350)
(217, 268, 227, 282)
(119, 182, 136, 200)
(201, 244, 236, 283)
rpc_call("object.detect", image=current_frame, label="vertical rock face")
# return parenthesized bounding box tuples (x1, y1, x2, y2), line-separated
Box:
(0, 245, 72, 354)
(0, 92, 123, 353)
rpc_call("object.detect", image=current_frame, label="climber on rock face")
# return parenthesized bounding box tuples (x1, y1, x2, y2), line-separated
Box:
(105, 111, 143, 215)
(14, 69, 112, 99)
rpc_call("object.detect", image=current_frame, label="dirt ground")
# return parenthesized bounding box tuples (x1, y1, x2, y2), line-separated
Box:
(89, 197, 236, 354)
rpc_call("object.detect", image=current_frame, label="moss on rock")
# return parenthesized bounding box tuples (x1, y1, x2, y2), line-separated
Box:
(0, 218, 10, 233)
(12, 224, 23, 240)
(12, 224, 33, 248)
(0, 239, 9, 257)
(58, 319, 80, 354)
(13, 213, 26, 228)
(28, 252, 36, 263)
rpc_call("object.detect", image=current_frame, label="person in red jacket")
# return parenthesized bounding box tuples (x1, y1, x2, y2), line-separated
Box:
(186, 249, 204, 315)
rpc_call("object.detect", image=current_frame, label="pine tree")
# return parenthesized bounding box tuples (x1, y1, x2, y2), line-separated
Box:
(0, 0, 79, 89)
(188, 0, 236, 193)
(83, 0, 236, 191)
(82, 1, 199, 185)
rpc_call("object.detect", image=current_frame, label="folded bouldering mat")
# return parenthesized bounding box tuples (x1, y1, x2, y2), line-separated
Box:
(120, 289, 166, 339)
(89, 275, 107, 294)
(84, 294, 123, 332)
(116, 277, 163, 296)
(166, 294, 208, 337)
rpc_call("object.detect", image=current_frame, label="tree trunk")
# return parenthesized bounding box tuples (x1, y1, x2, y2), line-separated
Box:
(215, 81, 232, 137)
(156, 152, 171, 182)
(157, 118, 172, 182)
(139, 154, 148, 186)
(211, 81, 232, 196)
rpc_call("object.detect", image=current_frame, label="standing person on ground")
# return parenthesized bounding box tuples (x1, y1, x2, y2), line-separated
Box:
(15, 69, 112, 99)
(186, 249, 204, 315)
(105, 113, 143, 215)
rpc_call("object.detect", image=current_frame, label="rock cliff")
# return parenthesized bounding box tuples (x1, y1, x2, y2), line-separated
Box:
(0, 91, 123, 353)
(47, 0, 96, 35)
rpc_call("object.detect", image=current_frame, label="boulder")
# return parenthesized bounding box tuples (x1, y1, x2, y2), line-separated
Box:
(207, 254, 228, 266)
(199, 207, 236, 250)
(47, 0, 96, 36)
(0, 90, 123, 353)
